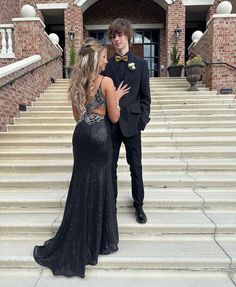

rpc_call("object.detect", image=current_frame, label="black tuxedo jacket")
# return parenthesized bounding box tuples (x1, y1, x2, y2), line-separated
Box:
(103, 53, 151, 137)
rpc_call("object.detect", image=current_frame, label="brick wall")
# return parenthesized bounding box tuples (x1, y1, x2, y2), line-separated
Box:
(0, 0, 20, 23)
(191, 15, 236, 93)
(0, 18, 63, 131)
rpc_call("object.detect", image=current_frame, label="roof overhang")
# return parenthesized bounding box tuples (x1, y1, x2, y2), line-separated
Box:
(74, 0, 173, 12)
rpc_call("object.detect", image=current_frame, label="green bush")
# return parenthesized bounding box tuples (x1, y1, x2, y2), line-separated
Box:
(186, 55, 204, 66)
(171, 45, 182, 66)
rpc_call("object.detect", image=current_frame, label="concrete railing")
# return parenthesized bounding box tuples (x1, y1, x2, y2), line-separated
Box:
(0, 24, 15, 59)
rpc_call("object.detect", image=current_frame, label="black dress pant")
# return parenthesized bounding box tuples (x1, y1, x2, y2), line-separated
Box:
(111, 124, 144, 208)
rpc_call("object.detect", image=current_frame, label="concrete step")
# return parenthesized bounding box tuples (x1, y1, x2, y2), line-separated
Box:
(9, 121, 236, 132)
(17, 108, 236, 118)
(0, 209, 223, 236)
(151, 103, 236, 110)
(37, 97, 233, 105)
(2, 136, 236, 149)
(152, 114, 236, 121)
(27, 106, 71, 111)
(15, 117, 74, 124)
(2, 146, 236, 160)
(152, 95, 235, 102)
(24, 104, 236, 113)
(0, 236, 233, 270)
(144, 128, 236, 137)
(44, 85, 210, 92)
(151, 87, 210, 92)
(39, 92, 221, 101)
(0, 158, 185, 173)
(1, 187, 236, 210)
(2, 128, 236, 139)
(15, 114, 236, 125)
(150, 83, 207, 88)
(7, 124, 75, 132)
(148, 121, 236, 129)
(33, 101, 69, 106)
(1, 269, 235, 287)
(1, 172, 236, 189)
(40, 90, 218, 98)
(151, 108, 236, 116)
(8, 118, 236, 131)
(1, 158, 236, 174)
(151, 91, 218, 96)
(0, 188, 203, 210)
(19, 111, 73, 117)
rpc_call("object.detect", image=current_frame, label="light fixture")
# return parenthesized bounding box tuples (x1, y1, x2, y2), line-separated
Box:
(68, 28, 75, 41)
(174, 24, 181, 38)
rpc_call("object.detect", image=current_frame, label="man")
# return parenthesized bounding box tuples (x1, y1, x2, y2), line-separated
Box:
(103, 19, 151, 224)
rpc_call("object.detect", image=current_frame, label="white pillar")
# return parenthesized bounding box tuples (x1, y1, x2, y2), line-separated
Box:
(1, 29, 7, 54)
(7, 28, 13, 54)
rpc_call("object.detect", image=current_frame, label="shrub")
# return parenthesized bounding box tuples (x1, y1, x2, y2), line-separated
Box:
(186, 55, 204, 66)
(170, 45, 182, 66)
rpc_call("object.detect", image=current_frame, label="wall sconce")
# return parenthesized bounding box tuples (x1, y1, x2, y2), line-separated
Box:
(68, 29, 75, 41)
(174, 25, 182, 38)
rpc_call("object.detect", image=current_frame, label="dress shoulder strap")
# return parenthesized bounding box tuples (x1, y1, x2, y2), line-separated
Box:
(99, 76, 104, 89)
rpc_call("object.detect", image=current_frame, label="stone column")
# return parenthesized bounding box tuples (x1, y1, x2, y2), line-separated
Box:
(12, 17, 45, 60)
(166, 0, 185, 75)
(64, 0, 83, 67)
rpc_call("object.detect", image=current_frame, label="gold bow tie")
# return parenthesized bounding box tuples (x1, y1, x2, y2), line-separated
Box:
(115, 55, 129, 62)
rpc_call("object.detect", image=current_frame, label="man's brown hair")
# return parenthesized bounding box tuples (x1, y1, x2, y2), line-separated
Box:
(107, 18, 133, 43)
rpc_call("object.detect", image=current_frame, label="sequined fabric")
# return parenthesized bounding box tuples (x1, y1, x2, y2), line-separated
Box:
(33, 89, 119, 278)
(78, 88, 106, 125)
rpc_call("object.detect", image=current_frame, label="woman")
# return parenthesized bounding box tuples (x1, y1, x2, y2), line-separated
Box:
(33, 38, 129, 278)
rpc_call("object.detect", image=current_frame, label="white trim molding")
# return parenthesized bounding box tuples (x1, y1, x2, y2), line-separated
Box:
(12, 17, 45, 28)
(0, 55, 41, 78)
(207, 13, 236, 26)
(85, 23, 164, 31)
(36, 3, 68, 10)
(181, 0, 214, 6)
(74, 0, 98, 13)
(75, 0, 171, 12)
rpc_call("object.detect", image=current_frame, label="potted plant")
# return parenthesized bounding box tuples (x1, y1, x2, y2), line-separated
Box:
(167, 44, 183, 77)
(185, 55, 205, 91)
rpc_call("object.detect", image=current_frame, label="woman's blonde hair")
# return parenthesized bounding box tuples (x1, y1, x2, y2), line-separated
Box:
(68, 37, 105, 115)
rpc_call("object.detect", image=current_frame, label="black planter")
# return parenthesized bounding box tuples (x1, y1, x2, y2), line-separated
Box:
(185, 64, 205, 91)
(167, 65, 183, 77)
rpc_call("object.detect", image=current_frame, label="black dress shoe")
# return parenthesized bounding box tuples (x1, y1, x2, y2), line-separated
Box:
(135, 207, 147, 224)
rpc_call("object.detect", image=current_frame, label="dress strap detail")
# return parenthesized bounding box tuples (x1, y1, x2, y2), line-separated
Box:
(99, 76, 104, 90)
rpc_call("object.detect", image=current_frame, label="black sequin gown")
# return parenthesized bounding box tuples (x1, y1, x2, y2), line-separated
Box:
(33, 88, 119, 278)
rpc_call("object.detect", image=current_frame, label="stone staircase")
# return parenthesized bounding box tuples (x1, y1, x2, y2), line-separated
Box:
(0, 77, 236, 287)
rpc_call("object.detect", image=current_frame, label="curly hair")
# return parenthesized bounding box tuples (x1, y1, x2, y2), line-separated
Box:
(68, 38, 105, 116)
